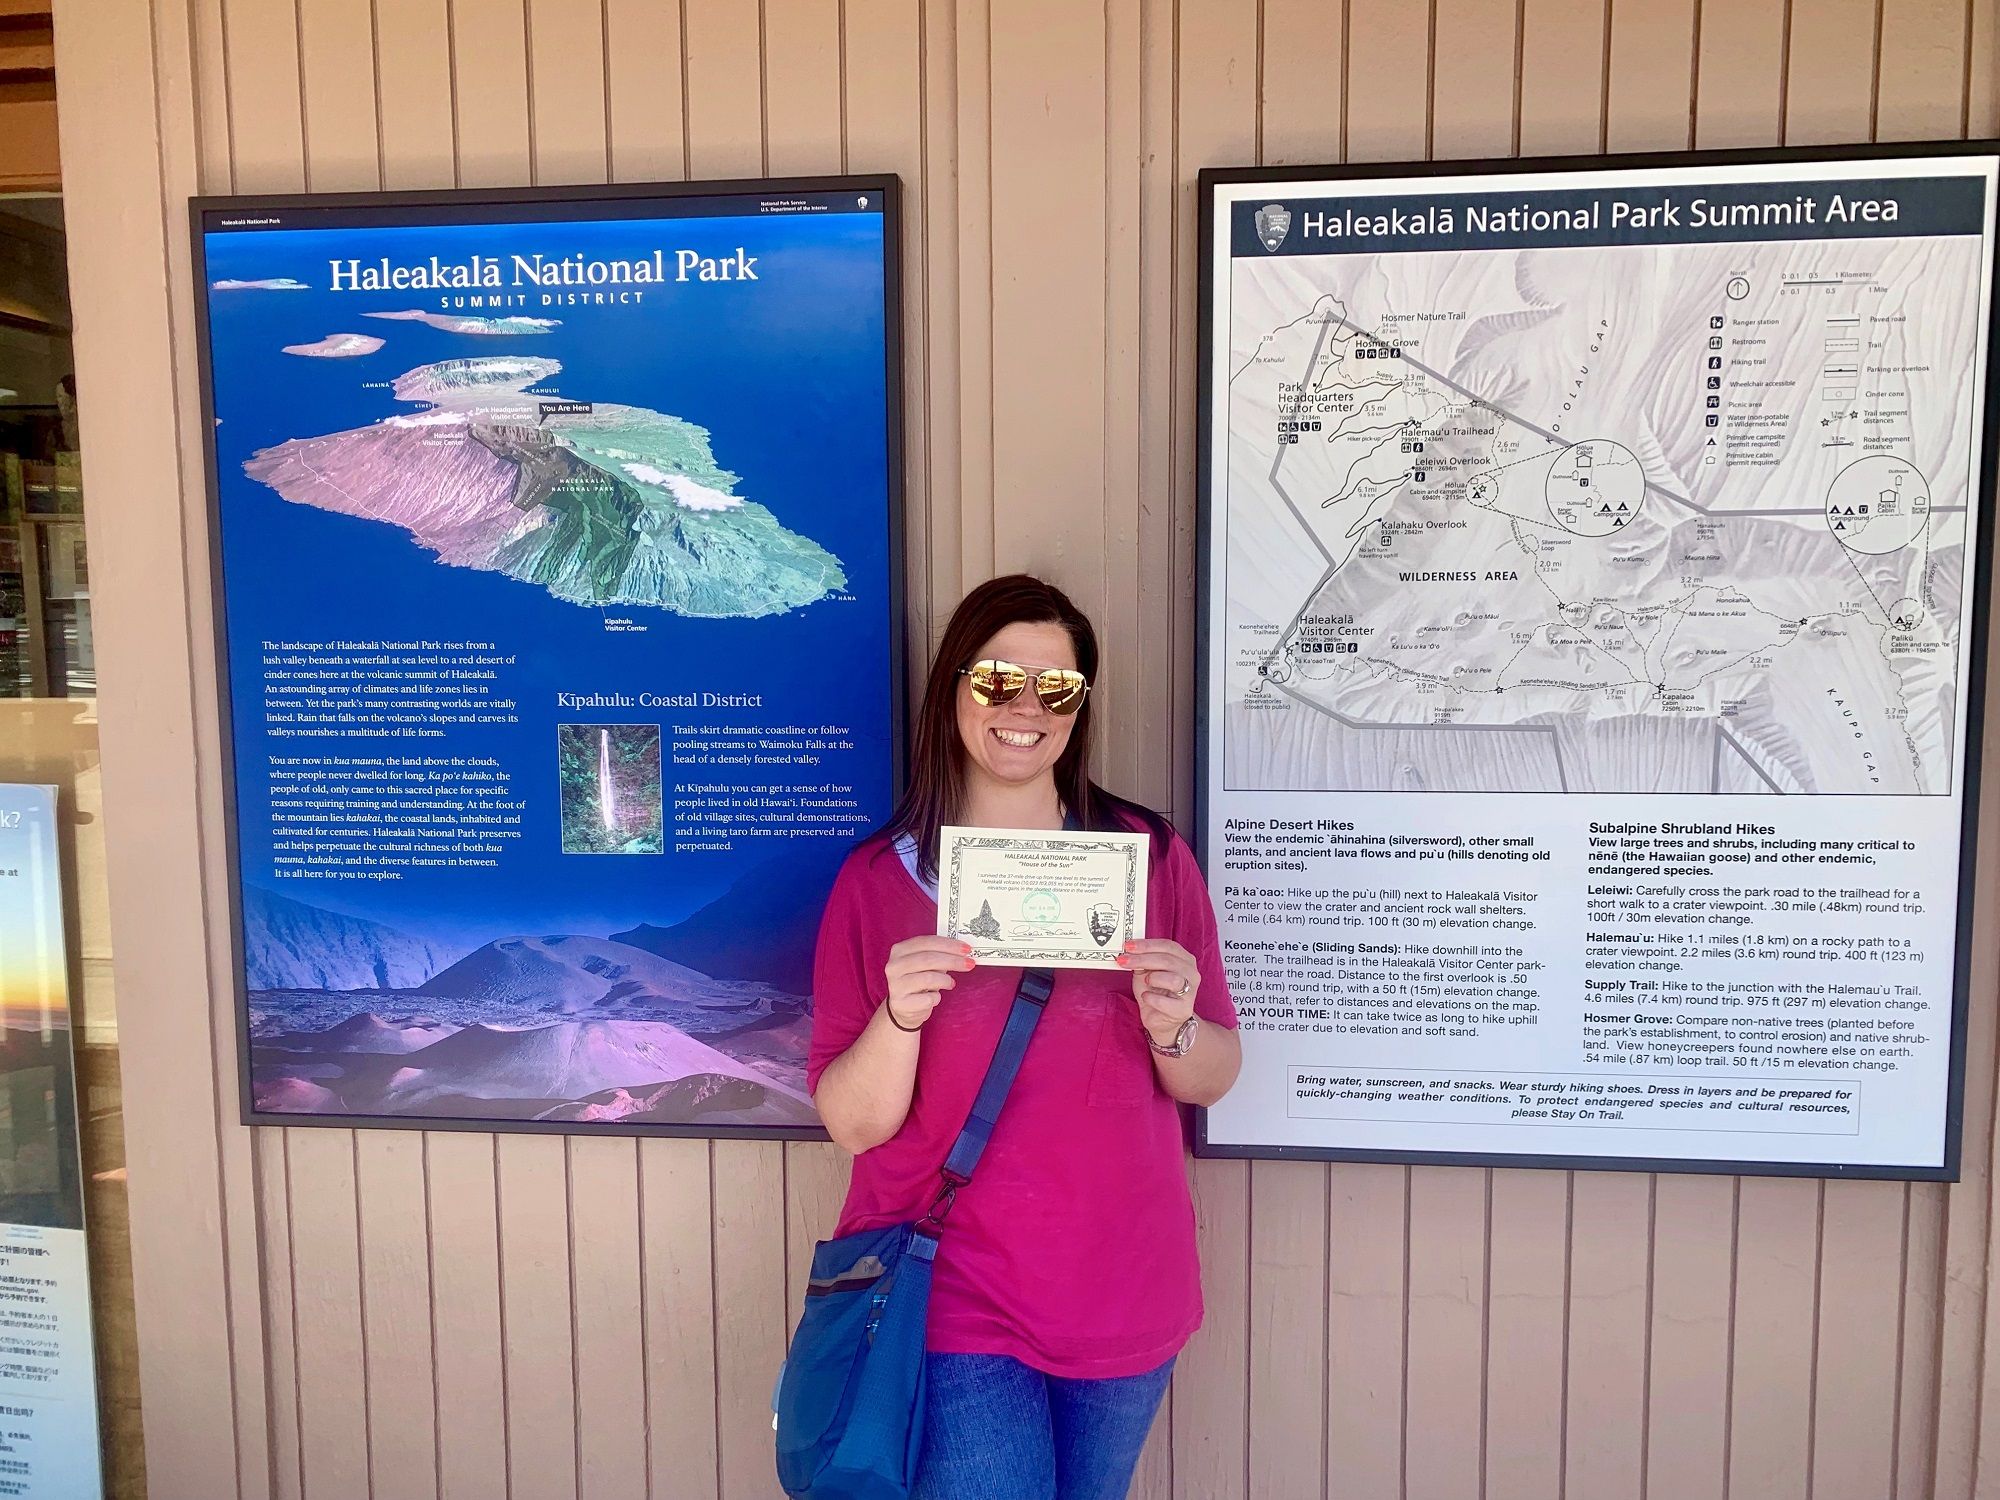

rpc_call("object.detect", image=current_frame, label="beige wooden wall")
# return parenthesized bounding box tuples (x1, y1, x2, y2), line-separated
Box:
(49, 0, 2000, 1497)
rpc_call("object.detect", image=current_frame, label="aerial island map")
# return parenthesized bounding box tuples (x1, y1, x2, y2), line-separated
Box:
(244, 354, 846, 618)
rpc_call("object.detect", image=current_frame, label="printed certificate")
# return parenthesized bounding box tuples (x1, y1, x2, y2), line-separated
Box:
(937, 826, 1149, 969)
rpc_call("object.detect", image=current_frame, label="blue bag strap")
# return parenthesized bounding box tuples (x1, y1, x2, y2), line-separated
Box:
(940, 967, 1053, 1183)
(916, 967, 1051, 1237)
(920, 810, 1080, 1231)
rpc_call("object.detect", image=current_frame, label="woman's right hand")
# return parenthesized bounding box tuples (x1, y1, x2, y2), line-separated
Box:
(883, 935, 976, 1030)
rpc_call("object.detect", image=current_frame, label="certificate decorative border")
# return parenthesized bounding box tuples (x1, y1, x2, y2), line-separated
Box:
(941, 833, 1143, 965)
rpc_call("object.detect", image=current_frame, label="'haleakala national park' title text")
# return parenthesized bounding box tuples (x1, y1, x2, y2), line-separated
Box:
(328, 248, 759, 291)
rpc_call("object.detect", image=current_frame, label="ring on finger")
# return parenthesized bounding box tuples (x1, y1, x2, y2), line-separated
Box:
(1177, 975, 1193, 998)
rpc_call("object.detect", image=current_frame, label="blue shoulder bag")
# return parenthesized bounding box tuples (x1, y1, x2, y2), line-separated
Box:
(774, 964, 1055, 1500)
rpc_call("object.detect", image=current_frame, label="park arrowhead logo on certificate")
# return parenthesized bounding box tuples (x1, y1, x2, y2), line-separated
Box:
(937, 826, 1149, 968)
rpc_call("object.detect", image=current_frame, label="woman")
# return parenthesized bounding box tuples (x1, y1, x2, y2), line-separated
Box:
(808, 574, 1241, 1500)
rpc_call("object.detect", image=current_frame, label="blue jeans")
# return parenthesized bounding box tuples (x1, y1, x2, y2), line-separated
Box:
(913, 1352, 1173, 1500)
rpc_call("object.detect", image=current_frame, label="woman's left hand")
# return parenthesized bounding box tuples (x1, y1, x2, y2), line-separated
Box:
(1118, 938, 1200, 1049)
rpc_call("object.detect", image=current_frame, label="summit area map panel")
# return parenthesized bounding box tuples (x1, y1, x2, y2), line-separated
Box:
(1222, 229, 1980, 797)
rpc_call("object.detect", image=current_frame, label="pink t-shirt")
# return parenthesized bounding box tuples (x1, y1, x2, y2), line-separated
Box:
(807, 816, 1238, 1379)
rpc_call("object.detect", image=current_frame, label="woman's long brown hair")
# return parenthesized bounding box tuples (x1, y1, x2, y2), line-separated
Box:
(880, 573, 1167, 880)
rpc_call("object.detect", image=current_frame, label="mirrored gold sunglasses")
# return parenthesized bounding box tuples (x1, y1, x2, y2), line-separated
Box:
(958, 658, 1091, 715)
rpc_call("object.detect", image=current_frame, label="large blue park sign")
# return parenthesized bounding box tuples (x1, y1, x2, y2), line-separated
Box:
(191, 178, 904, 1137)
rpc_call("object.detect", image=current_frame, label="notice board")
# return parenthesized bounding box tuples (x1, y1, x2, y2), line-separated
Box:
(192, 177, 903, 1137)
(1195, 144, 1997, 1178)
(0, 786, 105, 1497)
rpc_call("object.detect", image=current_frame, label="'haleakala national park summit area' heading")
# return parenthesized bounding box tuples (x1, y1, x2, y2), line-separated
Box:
(1228, 173, 1988, 256)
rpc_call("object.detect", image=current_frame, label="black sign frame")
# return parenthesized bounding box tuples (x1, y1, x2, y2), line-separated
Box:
(1192, 140, 1999, 1181)
(191, 174, 908, 1141)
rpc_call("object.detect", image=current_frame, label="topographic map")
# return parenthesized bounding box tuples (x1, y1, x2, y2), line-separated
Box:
(1221, 236, 1980, 795)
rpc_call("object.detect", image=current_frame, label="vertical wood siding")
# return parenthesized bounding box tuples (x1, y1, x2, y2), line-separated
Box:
(52, 0, 2000, 1496)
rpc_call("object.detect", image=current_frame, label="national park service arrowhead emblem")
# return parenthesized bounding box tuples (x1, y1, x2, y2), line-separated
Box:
(1254, 203, 1291, 252)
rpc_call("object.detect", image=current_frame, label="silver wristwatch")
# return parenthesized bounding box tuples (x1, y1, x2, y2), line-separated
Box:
(1147, 1013, 1200, 1058)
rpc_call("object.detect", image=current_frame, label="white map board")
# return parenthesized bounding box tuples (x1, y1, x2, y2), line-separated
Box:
(1196, 148, 1997, 1178)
